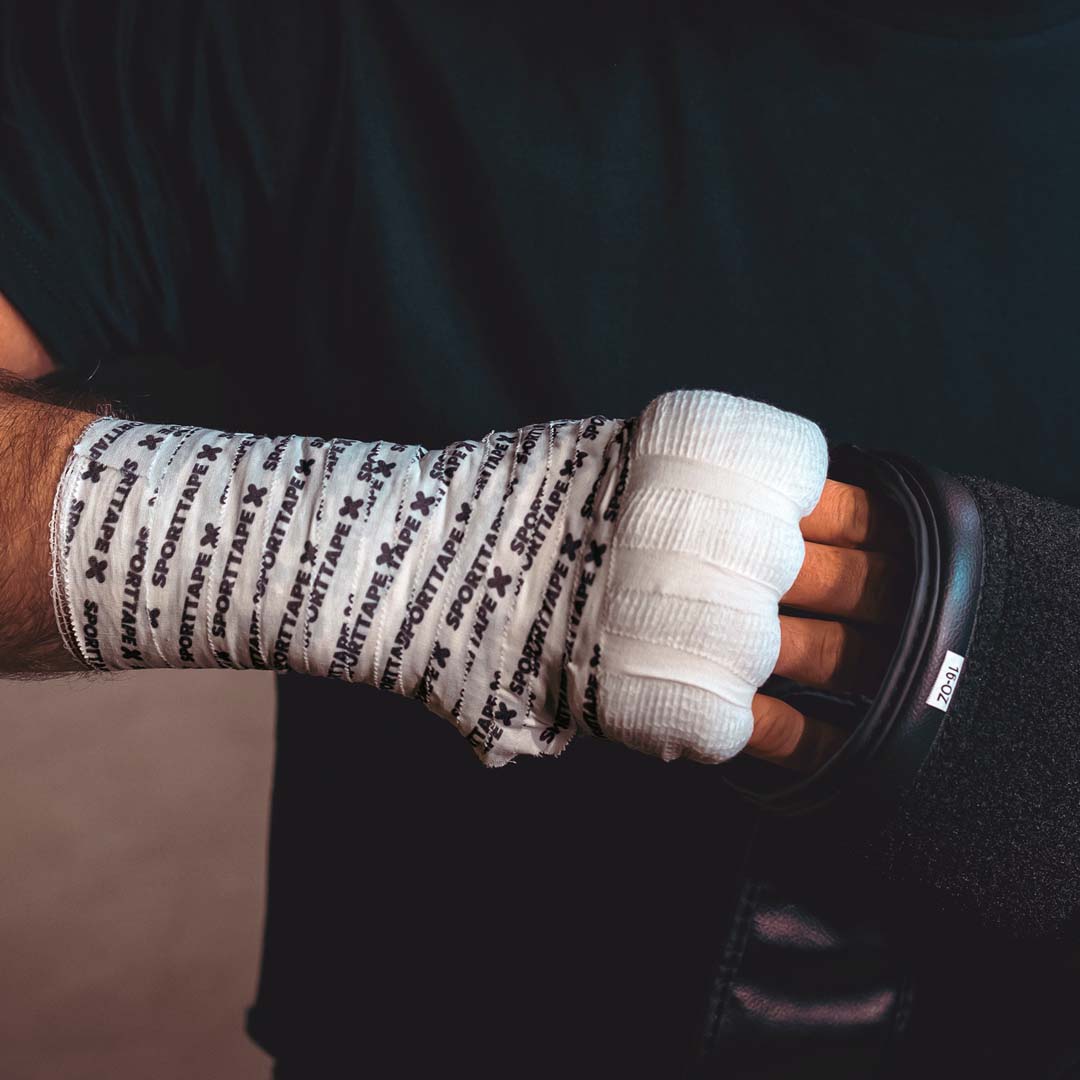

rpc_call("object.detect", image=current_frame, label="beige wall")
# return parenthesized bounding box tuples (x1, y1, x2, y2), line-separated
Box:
(0, 670, 275, 1080)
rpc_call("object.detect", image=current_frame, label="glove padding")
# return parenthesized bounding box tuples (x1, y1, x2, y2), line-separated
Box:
(732, 446, 1080, 942)
(879, 472, 1080, 941)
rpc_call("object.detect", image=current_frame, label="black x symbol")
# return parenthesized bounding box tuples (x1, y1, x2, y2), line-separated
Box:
(81, 461, 105, 483)
(432, 642, 450, 669)
(539, 726, 558, 744)
(375, 542, 396, 567)
(138, 434, 164, 450)
(560, 533, 582, 561)
(200, 523, 220, 548)
(85, 555, 107, 583)
(296, 458, 315, 476)
(300, 541, 318, 565)
(121, 646, 143, 662)
(243, 484, 267, 507)
(374, 460, 396, 478)
(494, 702, 516, 726)
(589, 643, 601, 668)
(455, 502, 471, 524)
(197, 444, 222, 462)
(560, 457, 575, 477)
(586, 541, 607, 567)
(487, 567, 512, 597)
(149, 608, 161, 629)
(410, 490, 436, 517)
(339, 495, 362, 520)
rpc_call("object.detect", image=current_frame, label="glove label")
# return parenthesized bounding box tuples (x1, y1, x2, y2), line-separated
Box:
(926, 649, 965, 713)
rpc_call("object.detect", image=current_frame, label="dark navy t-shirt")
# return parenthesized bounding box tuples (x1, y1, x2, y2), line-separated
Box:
(4, 1, 1080, 1071)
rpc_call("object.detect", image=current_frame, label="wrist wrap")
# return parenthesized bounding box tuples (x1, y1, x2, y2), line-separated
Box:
(51, 391, 827, 769)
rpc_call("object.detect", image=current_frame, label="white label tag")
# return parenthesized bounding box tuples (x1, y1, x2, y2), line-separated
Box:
(926, 649, 965, 713)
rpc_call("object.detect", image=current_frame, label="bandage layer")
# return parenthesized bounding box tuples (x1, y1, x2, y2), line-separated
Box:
(50, 391, 827, 766)
(584, 390, 828, 762)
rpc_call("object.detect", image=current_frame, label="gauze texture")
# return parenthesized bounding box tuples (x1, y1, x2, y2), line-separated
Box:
(51, 390, 826, 767)
(593, 391, 827, 762)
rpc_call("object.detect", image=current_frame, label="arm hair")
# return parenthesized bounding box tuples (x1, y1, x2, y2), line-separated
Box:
(0, 373, 107, 674)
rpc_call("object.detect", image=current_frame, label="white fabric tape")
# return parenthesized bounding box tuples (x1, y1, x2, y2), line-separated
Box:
(51, 390, 827, 766)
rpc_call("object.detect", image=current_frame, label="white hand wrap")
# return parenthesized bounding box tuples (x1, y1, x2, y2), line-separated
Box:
(51, 390, 826, 766)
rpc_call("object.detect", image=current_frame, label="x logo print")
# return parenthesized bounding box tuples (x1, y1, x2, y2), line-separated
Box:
(300, 541, 318, 565)
(197, 444, 222, 462)
(138, 434, 163, 450)
(560, 533, 581, 561)
(243, 484, 267, 507)
(455, 502, 471, 524)
(296, 458, 315, 476)
(375, 542, 397, 567)
(148, 608, 161, 629)
(339, 495, 362, 520)
(487, 567, 512, 597)
(410, 490, 436, 517)
(81, 461, 105, 483)
(85, 555, 107, 583)
(493, 702, 516, 726)
(200, 523, 220, 548)
(432, 643, 450, 669)
(585, 541, 607, 567)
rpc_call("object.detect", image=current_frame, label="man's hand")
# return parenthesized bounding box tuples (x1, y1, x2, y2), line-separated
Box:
(747, 479, 908, 772)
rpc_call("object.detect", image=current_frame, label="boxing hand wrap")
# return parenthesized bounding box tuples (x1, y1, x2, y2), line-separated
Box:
(597, 391, 826, 761)
(731, 445, 1080, 942)
(49, 390, 827, 768)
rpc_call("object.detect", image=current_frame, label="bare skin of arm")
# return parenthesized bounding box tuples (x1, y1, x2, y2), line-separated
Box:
(0, 291, 93, 669)
(0, 389, 99, 673)
(0, 289, 98, 672)
(0, 290, 902, 764)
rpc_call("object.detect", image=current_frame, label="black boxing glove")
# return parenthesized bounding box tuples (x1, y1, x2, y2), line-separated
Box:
(726, 445, 1080, 943)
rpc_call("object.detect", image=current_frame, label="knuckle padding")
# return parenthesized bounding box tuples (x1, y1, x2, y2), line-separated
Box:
(634, 390, 828, 514)
(602, 586, 779, 685)
(594, 389, 826, 763)
(614, 487, 806, 592)
(600, 669, 753, 764)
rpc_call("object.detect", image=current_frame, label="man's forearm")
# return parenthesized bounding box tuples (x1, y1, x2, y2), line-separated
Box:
(3, 382, 876, 774)
(46, 392, 831, 768)
(0, 388, 97, 672)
